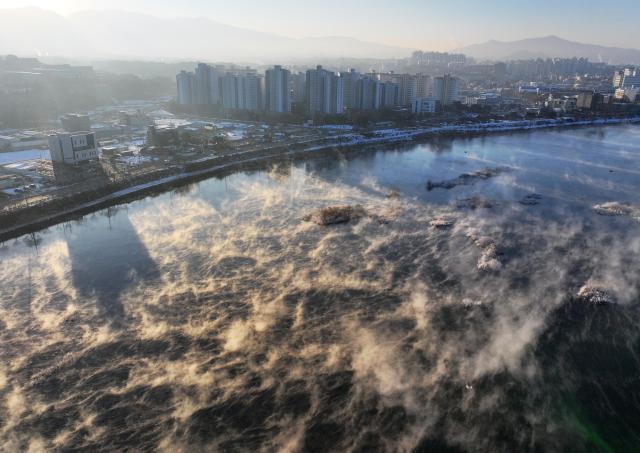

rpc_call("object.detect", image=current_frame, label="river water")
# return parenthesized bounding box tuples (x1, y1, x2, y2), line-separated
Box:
(1, 126, 640, 451)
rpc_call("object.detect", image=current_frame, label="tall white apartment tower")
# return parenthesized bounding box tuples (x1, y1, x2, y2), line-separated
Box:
(221, 73, 263, 111)
(306, 66, 344, 115)
(176, 64, 220, 106)
(207, 65, 221, 105)
(176, 70, 195, 105)
(265, 65, 291, 113)
(341, 69, 361, 110)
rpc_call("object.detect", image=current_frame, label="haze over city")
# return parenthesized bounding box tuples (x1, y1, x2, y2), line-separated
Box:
(1, 2, 640, 452)
(2, 0, 640, 53)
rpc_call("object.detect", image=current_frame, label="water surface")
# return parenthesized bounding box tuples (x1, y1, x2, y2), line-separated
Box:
(1, 126, 640, 451)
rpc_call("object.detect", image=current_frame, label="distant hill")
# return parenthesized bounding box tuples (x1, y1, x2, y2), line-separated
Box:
(457, 35, 640, 65)
(0, 7, 411, 62)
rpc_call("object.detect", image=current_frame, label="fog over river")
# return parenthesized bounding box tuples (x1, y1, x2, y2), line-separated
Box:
(1, 126, 640, 452)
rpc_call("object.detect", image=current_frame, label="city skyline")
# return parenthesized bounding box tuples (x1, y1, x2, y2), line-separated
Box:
(2, 0, 640, 52)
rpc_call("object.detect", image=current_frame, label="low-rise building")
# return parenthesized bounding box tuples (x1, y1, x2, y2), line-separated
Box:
(576, 92, 605, 110)
(119, 111, 152, 128)
(546, 95, 578, 112)
(615, 87, 640, 102)
(146, 125, 181, 148)
(2, 131, 49, 151)
(48, 131, 99, 164)
(411, 97, 437, 114)
(60, 114, 91, 133)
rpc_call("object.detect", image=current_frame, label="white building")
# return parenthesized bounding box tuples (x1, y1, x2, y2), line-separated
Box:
(306, 66, 344, 115)
(176, 70, 195, 105)
(341, 69, 361, 110)
(372, 72, 418, 106)
(613, 70, 625, 88)
(242, 75, 262, 111)
(177, 64, 221, 106)
(411, 98, 437, 114)
(622, 70, 640, 88)
(615, 87, 640, 102)
(265, 65, 291, 113)
(194, 63, 221, 105)
(221, 73, 263, 111)
(433, 74, 459, 106)
(48, 132, 99, 164)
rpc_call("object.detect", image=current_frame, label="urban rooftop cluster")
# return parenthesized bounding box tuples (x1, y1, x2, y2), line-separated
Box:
(176, 56, 640, 121)
(176, 63, 460, 117)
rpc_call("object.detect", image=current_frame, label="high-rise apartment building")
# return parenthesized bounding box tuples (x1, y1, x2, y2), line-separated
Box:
(433, 74, 459, 106)
(265, 65, 291, 113)
(341, 69, 361, 110)
(353, 77, 381, 111)
(176, 70, 196, 105)
(177, 63, 221, 106)
(221, 73, 263, 111)
(370, 72, 417, 105)
(194, 63, 212, 105)
(291, 72, 306, 104)
(306, 66, 344, 115)
(380, 81, 400, 108)
(415, 74, 432, 99)
(410, 51, 467, 67)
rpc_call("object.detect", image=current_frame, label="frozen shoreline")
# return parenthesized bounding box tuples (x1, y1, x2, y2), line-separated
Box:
(1, 116, 639, 241)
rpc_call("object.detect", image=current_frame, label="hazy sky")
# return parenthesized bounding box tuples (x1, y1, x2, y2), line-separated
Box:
(3, 0, 639, 51)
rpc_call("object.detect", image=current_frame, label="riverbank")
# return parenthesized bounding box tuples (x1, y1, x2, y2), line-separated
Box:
(1, 116, 639, 242)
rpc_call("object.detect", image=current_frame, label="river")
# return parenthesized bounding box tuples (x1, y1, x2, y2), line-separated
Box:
(1, 125, 639, 451)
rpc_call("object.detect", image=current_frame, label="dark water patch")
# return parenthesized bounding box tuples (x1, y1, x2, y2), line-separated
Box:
(426, 166, 512, 191)
(413, 437, 468, 453)
(537, 299, 640, 451)
(20, 404, 80, 440)
(352, 431, 385, 452)
(73, 339, 171, 368)
(304, 421, 346, 452)
(187, 387, 277, 441)
(79, 364, 131, 390)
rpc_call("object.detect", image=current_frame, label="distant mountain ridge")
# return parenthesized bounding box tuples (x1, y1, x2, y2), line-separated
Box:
(0, 7, 411, 62)
(456, 35, 640, 65)
(3, 9, 639, 66)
